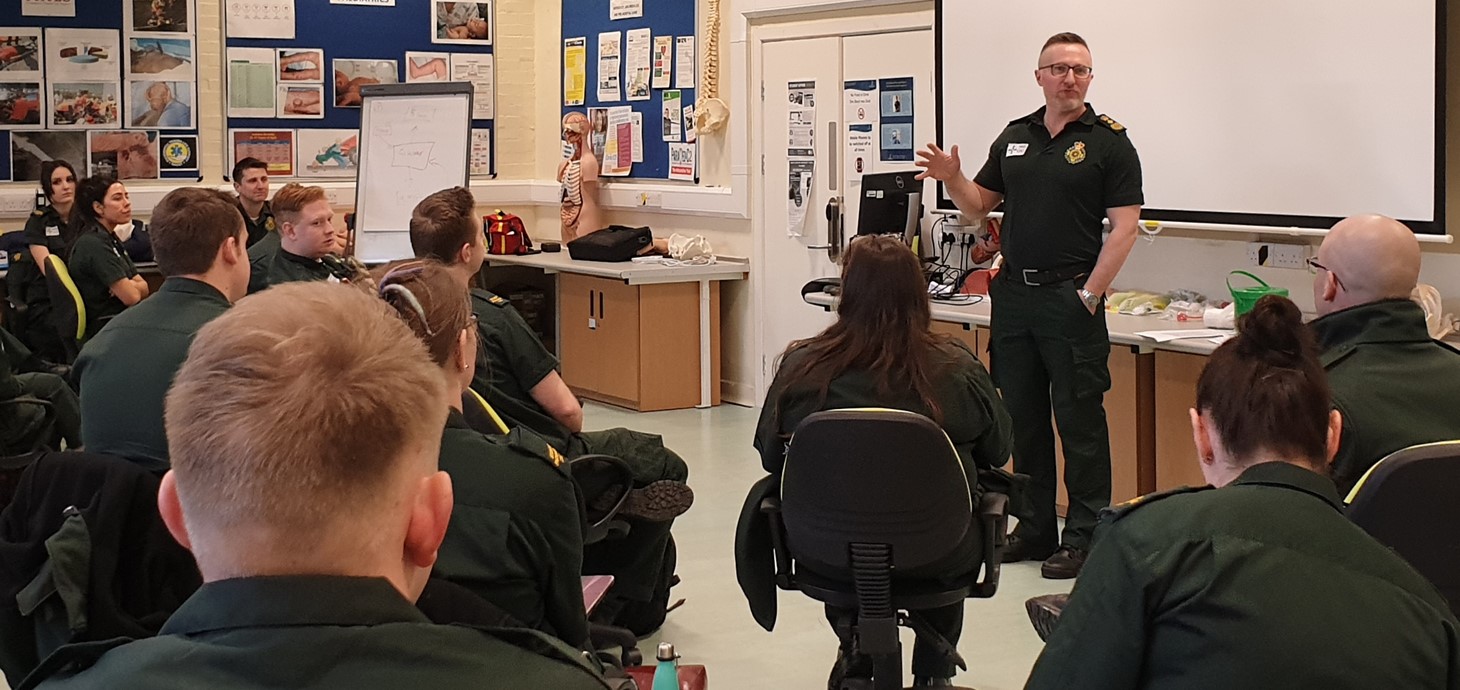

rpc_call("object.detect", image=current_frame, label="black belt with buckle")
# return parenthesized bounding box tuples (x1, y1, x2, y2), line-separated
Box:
(1012, 264, 1092, 287)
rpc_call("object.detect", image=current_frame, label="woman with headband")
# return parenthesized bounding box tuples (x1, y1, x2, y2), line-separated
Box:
(374, 260, 591, 650)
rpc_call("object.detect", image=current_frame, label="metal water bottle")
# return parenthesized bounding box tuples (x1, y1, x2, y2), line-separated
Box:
(652, 642, 679, 690)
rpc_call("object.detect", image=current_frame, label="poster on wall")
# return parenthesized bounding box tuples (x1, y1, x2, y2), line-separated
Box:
(563, 37, 585, 106)
(159, 134, 198, 171)
(332, 58, 397, 108)
(405, 52, 449, 83)
(127, 37, 195, 81)
(225, 0, 296, 40)
(45, 29, 121, 83)
(0, 29, 44, 82)
(432, 1, 491, 46)
(450, 53, 494, 120)
(295, 128, 358, 177)
(10, 131, 85, 182)
(470, 128, 491, 176)
(276, 83, 324, 118)
(625, 28, 651, 101)
(668, 142, 695, 182)
(0, 83, 43, 129)
(230, 128, 295, 176)
(878, 76, 914, 162)
(226, 47, 275, 118)
(126, 0, 194, 35)
(22, 0, 75, 18)
(278, 48, 323, 83)
(49, 82, 120, 129)
(651, 35, 672, 90)
(129, 80, 194, 128)
(88, 130, 160, 180)
(596, 32, 621, 102)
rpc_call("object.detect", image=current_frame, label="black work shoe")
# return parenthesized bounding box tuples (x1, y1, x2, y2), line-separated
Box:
(1040, 546, 1087, 580)
(1025, 593, 1071, 641)
(1001, 533, 1058, 564)
(591, 480, 695, 522)
(827, 648, 872, 690)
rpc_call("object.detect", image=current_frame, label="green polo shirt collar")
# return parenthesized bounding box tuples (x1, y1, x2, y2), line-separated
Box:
(1310, 299, 1434, 351)
(162, 575, 428, 636)
(1017, 103, 1099, 130)
(158, 276, 231, 305)
(1229, 461, 1343, 512)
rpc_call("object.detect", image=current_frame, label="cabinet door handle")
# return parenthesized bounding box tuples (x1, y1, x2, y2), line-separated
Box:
(599, 291, 605, 320)
(589, 289, 595, 318)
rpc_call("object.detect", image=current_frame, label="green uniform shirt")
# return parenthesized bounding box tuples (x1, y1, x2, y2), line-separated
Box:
(237, 199, 277, 248)
(1026, 462, 1460, 690)
(23, 575, 610, 690)
(433, 413, 589, 649)
(468, 289, 570, 444)
(66, 224, 138, 340)
(973, 105, 1143, 270)
(22, 206, 70, 255)
(754, 339, 1012, 479)
(1311, 299, 1460, 495)
(247, 243, 332, 294)
(75, 278, 230, 472)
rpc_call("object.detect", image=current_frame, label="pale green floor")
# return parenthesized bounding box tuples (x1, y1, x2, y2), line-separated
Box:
(2, 402, 1069, 690)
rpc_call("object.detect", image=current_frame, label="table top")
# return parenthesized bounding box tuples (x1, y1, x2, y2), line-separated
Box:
(803, 290, 1227, 356)
(485, 253, 749, 285)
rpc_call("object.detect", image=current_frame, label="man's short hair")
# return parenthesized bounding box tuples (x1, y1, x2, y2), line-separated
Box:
(165, 282, 446, 546)
(272, 182, 328, 223)
(1041, 32, 1088, 55)
(232, 157, 268, 183)
(151, 187, 246, 277)
(409, 187, 478, 265)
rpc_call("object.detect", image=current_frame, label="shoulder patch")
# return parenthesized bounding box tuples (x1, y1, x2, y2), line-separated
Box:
(1099, 485, 1211, 523)
(1097, 114, 1127, 133)
(488, 295, 508, 307)
(32, 208, 45, 217)
(506, 428, 570, 472)
(472, 288, 510, 308)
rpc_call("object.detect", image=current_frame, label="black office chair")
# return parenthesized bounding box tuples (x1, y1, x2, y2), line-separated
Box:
(762, 409, 1008, 690)
(41, 256, 86, 363)
(1345, 440, 1460, 617)
(568, 453, 645, 668)
(0, 397, 56, 513)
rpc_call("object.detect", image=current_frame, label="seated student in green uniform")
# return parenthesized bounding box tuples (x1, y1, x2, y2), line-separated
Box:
(0, 324, 80, 450)
(66, 176, 150, 340)
(1025, 295, 1459, 690)
(246, 182, 338, 293)
(21, 282, 611, 690)
(1309, 214, 1460, 496)
(232, 157, 277, 249)
(74, 188, 250, 473)
(755, 234, 1013, 689)
(408, 188, 692, 635)
(373, 260, 591, 650)
(16, 160, 78, 362)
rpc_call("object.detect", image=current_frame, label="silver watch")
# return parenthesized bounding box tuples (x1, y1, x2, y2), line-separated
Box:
(1077, 288, 1100, 310)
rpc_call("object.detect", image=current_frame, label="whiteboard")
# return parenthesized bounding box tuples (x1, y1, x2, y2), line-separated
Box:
(354, 82, 473, 263)
(938, 0, 1441, 231)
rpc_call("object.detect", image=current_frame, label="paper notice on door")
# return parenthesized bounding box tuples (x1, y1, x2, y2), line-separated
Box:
(564, 37, 586, 106)
(787, 80, 816, 158)
(597, 32, 621, 102)
(847, 124, 875, 181)
(788, 160, 814, 237)
(844, 79, 877, 125)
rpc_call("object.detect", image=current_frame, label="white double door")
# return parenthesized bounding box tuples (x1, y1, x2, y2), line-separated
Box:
(754, 25, 936, 398)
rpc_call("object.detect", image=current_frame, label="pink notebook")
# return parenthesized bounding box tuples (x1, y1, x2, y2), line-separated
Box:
(582, 575, 614, 613)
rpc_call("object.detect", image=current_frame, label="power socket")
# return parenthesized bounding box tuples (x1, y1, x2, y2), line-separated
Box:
(1246, 242, 1309, 270)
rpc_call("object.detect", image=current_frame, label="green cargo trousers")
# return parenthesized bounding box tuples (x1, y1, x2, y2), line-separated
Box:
(988, 273, 1112, 551)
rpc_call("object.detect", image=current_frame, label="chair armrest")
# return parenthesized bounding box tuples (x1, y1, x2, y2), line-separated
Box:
(970, 491, 1009, 598)
(570, 454, 635, 544)
(760, 495, 794, 588)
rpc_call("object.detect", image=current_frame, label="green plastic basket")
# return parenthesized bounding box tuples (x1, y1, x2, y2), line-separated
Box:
(1227, 270, 1288, 316)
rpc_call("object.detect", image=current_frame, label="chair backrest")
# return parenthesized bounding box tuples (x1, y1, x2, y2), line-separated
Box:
(781, 408, 972, 575)
(42, 255, 85, 343)
(1346, 440, 1460, 614)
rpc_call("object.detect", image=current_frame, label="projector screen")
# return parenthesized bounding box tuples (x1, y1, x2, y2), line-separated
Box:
(936, 1, 1444, 233)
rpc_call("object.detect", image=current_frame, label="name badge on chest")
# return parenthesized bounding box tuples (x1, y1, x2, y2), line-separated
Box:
(45, 225, 61, 237)
(1006, 143, 1029, 157)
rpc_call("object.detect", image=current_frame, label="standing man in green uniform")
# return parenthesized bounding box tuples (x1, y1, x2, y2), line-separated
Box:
(23, 283, 611, 690)
(916, 32, 1143, 579)
(247, 183, 337, 293)
(232, 157, 277, 249)
(1309, 214, 1460, 495)
(74, 188, 250, 473)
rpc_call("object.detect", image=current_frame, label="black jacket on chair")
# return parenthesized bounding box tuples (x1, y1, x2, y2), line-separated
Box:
(0, 451, 200, 686)
(734, 475, 780, 632)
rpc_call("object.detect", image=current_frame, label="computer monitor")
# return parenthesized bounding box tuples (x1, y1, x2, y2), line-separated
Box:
(856, 171, 926, 257)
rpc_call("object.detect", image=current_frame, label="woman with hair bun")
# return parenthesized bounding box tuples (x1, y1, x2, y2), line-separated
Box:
(1026, 295, 1459, 689)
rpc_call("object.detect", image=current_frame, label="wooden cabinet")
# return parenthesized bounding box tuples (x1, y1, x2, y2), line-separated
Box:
(558, 272, 721, 412)
(1154, 350, 1210, 491)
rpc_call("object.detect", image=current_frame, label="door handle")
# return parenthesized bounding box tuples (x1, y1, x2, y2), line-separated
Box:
(807, 196, 844, 263)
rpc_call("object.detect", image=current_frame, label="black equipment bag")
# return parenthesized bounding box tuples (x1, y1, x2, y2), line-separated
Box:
(567, 226, 653, 262)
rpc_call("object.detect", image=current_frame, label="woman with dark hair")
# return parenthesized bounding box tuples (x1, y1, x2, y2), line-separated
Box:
(68, 176, 149, 339)
(1026, 295, 1458, 689)
(13, 160, 79, 360)
(755, 234, 1012, 688)
(374, 260, 590, 650)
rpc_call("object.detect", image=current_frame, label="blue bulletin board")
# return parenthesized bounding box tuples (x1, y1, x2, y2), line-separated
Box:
(223, 0, 495, 179)
(562, 0, 697, 181)
(0, 0, 203, 183)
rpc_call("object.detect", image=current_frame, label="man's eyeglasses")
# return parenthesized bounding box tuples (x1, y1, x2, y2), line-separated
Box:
(1307, 257, 1345, 290)
(1039, 63, 1094, 79)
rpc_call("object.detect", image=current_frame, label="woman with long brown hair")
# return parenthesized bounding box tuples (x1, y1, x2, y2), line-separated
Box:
(754, 234, 1012, 688)
(1026, 295, 1458, 689)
